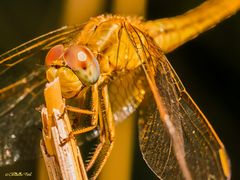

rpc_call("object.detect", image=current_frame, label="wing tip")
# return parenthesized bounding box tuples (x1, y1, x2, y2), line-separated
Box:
(219, 148, 231, 179)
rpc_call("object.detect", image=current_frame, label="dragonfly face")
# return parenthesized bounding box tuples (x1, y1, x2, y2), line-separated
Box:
(45, 44, 100, 98)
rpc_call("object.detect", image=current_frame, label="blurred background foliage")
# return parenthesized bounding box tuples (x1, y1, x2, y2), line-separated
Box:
(0, 0, 239, 179)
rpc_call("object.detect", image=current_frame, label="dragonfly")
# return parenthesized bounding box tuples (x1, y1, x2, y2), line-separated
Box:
(0, 0, 240, 179)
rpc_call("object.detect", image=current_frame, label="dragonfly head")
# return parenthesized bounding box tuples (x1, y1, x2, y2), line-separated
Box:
(45, 44, 100, 98)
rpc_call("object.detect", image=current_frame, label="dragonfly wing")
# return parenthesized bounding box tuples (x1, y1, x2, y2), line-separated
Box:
(124, 23, 230, 179)
(0, 24, 84, 75)
(0, 24, 85, 95)
(0, 24, 85, 166)
(0, 67, 45, 166)
(108, 66, 147, 123)
(138, 91, 182, 179)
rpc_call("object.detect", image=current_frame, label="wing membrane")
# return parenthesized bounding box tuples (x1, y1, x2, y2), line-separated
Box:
(138, 91, 182, 179)
(124, 22, 230, 179)
(0, 24, 84, 75)
(0, 68, 45, 166)
(108, 66, 146, 123)
(179, 91, 230, 179)
(0, 24, 84, 166)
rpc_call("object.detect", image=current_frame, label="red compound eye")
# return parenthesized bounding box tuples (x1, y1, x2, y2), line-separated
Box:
(45, 44, 64, 66)
(64, 45, 94, 71)
(64, 45, 100, 85)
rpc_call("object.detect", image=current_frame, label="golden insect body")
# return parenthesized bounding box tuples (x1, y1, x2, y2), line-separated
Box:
(0, 0, 240, 179)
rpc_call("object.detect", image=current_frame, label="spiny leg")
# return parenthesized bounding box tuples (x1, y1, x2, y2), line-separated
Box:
(86, 85, 115, 180)
(67, 85, 99, 137)
(62, 84, 115, 179)
(80, 85, 104, 170)
(58, 85, 104, 173)
(66, 105, 94, 115)
(61, 85, 99, 145)
(60, 84, 105, 175)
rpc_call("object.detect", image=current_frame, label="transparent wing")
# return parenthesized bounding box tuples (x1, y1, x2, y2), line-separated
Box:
(0, 68, 45, 166)
(124, 23, 230, 179)
(0, 25, 84, 75)
(108, 66, 147, 123)
(0, 24, 84, 166)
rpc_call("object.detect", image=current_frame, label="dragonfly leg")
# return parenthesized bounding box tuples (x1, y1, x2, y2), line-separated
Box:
(63, 85, 99, 142)
(86, 85, 115, 180)
(66, 105, 94, 115)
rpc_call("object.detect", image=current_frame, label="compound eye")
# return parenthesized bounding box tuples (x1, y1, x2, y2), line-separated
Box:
(64, 45, 100, 85)
(45, 44, 64, 66)
(64, 45, 89, 71)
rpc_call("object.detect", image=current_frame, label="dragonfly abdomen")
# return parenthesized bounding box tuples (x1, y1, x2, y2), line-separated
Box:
(144, 0, 240, 53)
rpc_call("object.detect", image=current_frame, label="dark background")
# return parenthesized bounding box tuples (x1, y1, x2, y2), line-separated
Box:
(0, 0, 239, 179)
